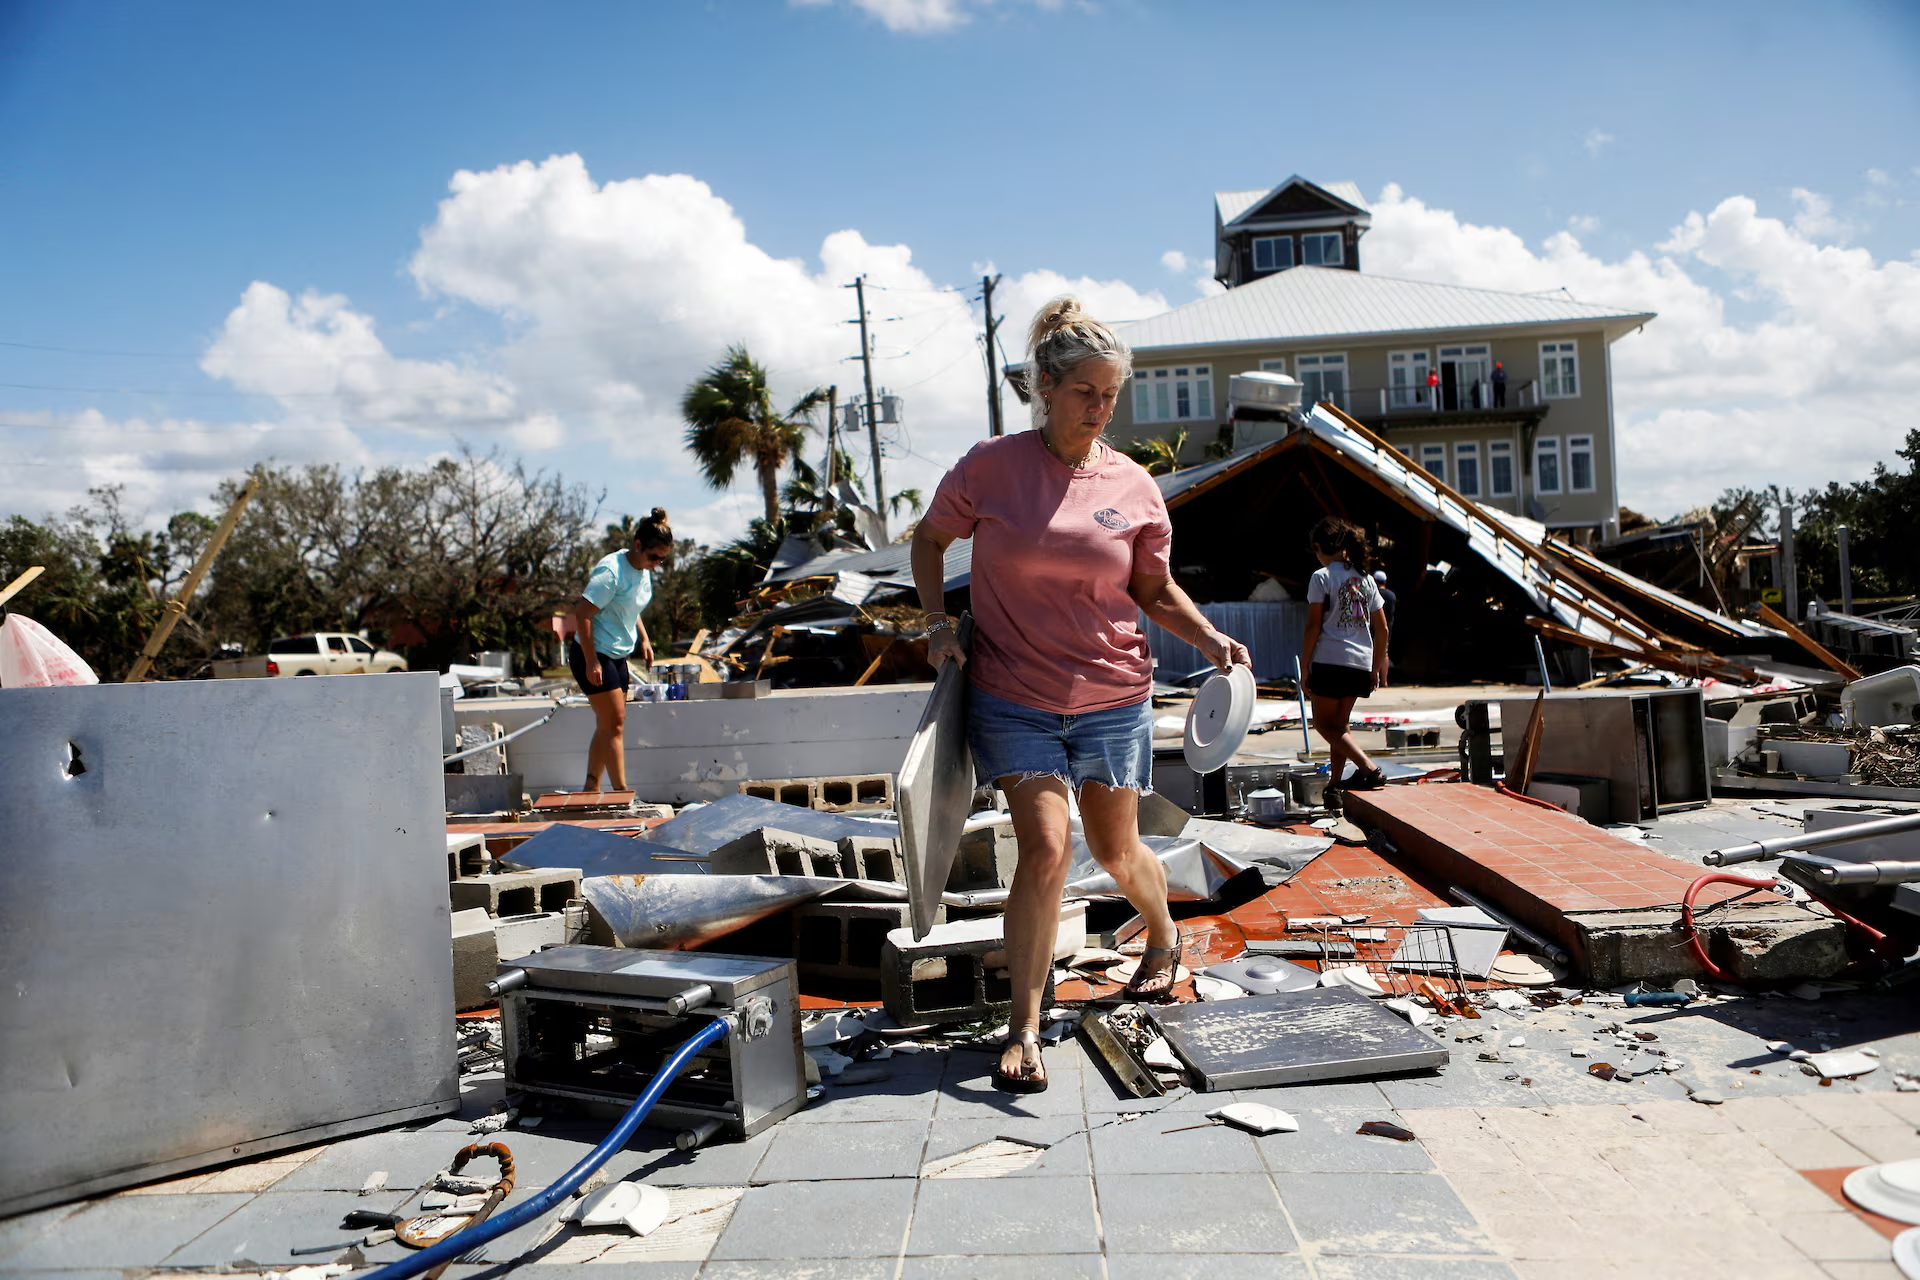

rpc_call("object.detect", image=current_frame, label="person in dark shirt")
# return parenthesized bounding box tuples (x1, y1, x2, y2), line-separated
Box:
(1372, 569, 1397, 632)
(1491, 360, 1508, 407)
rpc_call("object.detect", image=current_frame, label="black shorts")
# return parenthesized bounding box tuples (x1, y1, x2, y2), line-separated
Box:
(568, 640, 631, 696)
(1309, 661, 1375, 700)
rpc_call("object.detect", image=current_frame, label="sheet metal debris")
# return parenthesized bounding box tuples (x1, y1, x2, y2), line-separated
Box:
(1147, 987, 1449, 1091)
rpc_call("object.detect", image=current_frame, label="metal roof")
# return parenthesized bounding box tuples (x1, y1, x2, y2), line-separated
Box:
(1216, 179, 1369, 225)
(1117, 266, 1656, 352)
(762, 534, 972, 592)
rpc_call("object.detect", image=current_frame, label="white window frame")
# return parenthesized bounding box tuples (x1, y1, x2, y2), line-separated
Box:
(1540, 340, 1580, 399)
(1534, 435, 1562, 496)
(1295, 352, 1347, 411)
(1300, 232, 1343, 267)
(1132, 365, 1214, 423)
(1388, 349, 1432, 409)
(1419, 443, 1447, 486)
(1251, 236, 1293, 273)
(1488, 440, 1515, 498)
(1567, 434, 1596, 493)
(1454, 442, 1481, 497)
(1259, 358, 1286, 374)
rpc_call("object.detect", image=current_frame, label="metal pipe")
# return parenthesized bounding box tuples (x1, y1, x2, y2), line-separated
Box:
(1787, 854, 1920, 886)
(1838, 524, 1854, 617)
(361, 1017, 730, 1280)
(1532, 635, 1553, 693)
(665, 984, 714, 1016)
(486, 968, 528, 998)
(1447, 886, 1571, 964)
(675, 1118, 725, 1152)
(1781, 504, 1798, 622)
(443, 700, 562, 765)
(1701, 812, 1920, 866)
(1293, 656, 1312, 757)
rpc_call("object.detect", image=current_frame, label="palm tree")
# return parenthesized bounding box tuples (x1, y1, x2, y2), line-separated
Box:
(682, 346, 828, 527)
(1128, 427, 1190, 477)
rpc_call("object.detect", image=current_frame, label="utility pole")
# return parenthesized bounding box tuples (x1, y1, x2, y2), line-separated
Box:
(1837, 523, 1854, 617)
(981, 273, 1005, 437)
(825, 385, 838, 493)
(847, 275, 887, 542)
(1780, 503, 1799, 622)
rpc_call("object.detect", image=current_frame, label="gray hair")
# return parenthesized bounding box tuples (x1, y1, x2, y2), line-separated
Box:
(1025, 295, 1132, 428)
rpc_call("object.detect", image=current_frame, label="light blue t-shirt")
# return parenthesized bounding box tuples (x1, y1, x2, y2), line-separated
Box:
(581, 550, 654, 659)
(1307, 560, 1384, 671)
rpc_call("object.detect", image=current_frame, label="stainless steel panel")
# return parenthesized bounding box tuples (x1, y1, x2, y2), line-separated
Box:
(899, 619, 973, 940)
(1495, 689, 1709, 821)
(0, 674, 458, 1215)
(1147, 987, 1449, 1091)
(509, 945, 793, 1001)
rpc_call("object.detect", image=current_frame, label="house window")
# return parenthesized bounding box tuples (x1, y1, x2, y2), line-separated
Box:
(1252, 237, 1293, 272)
(1133, 366, 1213, 423)
(1301, 233, 1343, 266)
(1438, 343, 1492, 410)
(1455, 442, 1481, 497)
(1296, 353, 1346, 410)
(1568, 435, 1595, 492)
(1535, 436, 1562, 495)
(1259, 359, 1286, 374)
(1489, 441, 1515, 497)
(1388, 350, 1432, 409)
(1419, 443, 1447, 485)
(1541, 341, 1579, 398)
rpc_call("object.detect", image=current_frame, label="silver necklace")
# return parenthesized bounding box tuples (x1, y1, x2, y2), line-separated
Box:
(1042, 426, 1099, 469)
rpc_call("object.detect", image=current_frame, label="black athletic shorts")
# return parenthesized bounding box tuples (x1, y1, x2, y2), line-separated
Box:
(1309, 661, 1375, 700)
(568, 639, 631, 696)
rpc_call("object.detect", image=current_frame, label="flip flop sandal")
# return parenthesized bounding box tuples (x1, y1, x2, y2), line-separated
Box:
(1123, 939, 1185, 1003)
(1345, 767, 1389, 792)
(991, 1029, 1048, 1094)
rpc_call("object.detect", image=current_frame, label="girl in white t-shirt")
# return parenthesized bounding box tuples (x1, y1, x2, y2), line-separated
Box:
(1301, 516, 1391, 793)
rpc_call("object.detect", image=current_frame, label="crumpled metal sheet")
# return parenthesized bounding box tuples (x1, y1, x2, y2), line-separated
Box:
(499, 822, 708, 877)
(580, 873, 918, 950)
(953, 835, 1251, 907)
(1179, 818, 1332, 883)
(644, 792, 899, 855)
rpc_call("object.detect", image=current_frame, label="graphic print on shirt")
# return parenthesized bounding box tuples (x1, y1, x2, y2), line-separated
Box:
(1333, 576, 1371, 630)
(1093, 508, 1130, 531)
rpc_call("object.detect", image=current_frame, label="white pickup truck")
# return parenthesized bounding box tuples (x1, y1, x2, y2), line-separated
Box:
(211, 632, 409, 679)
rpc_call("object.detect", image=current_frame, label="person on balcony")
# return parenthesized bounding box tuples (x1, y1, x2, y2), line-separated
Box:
(1492, 361, 1508, 408)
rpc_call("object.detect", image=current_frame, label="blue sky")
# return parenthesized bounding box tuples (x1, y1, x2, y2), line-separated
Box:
(3, 0, 1917, 537)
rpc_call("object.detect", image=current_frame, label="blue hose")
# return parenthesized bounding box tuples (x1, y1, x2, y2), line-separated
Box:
(363, 1017, 730, 1280)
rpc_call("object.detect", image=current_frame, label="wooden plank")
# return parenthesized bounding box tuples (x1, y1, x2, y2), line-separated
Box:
(125, 477, 259, 682)
(0, 566, 44, 610)
(1756, 602, 1864, 681)
(853, 636, 896, 687)
(1525, 617, 1756, 682)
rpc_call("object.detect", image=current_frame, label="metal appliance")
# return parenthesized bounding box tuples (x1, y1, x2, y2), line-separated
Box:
(496, 947, 805, 1144)
(1, 675, 457, 1216)
(1464, 688, 1710, 821)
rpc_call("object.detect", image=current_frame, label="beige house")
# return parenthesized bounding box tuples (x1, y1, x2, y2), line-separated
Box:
(1113, 179, 1654, 538)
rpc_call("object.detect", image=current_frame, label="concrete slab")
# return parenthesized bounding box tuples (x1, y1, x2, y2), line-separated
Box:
(1089, 1111, 1267, 1175)
(708, 1179, 917, 1260)
(905, 1175, 1100, 1256)
(1271, 1171, 1495, 1256)
(1312, 1259, 1520, 1280)
(1, 1194, 254, 1269)
(705, 1263, 892, 1280)
(1105, 1258, 1312, 1280)
(750, 1118, 929, 1182)
(901, 1257, 1104, 1279)
(1097, 1172, 1298, 1254)
(920, 1117, 1092, 1179)
(1253, 1108, 1437, 1173)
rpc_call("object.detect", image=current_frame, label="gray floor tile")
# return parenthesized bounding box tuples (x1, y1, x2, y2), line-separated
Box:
(938, 1062, 1087, 1120)
(708, 1179, 916, 1259)
(922, 1116, 1092, 1177)
(787, 1082, 942, 1125)
(1254, 1109, 1435, 1173)
(277, 1129, 655, 1196)
(1105, 1256, 1312, 1280)
(1312, 1257, 1520, 1280)
(751, 1119, 928, 1182)
(906, 1175, 1099, 1256)
(0, 1202, 89, 1260)
(3, 1194, 254, 1269)
(1376, 1069, 1542, 1112)
(900, 1254, 1104, 1278)
(1272, 1172, 1495, 1256)
(1090, 1111, 1265, 1175)
(624, 1129, 777, 1187)
(488, 1265, 702, 1279)
(1096, 1172, 1295, 1254)
(0, 1270, 126, 1280)
(702, 1261, 893, 1279)
(1232, 1079, 1394, 1110)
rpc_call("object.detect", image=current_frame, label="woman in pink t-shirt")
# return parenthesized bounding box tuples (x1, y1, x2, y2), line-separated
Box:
(911, 297, 1250, 1093)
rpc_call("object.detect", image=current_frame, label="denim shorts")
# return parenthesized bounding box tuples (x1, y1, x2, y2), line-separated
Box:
(967, 685, 1155, 793)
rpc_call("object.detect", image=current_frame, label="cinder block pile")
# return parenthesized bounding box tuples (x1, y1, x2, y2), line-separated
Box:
(446, 862, 586, 1011)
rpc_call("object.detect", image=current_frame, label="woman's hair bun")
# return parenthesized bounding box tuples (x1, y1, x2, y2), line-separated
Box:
(649, 507, 669, 522)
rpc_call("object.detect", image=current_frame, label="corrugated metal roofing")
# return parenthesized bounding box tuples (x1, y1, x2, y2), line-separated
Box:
(762, 534, 972, 592)
(1215, 179, 1369, 225)
(1117, 266, 1655, 352)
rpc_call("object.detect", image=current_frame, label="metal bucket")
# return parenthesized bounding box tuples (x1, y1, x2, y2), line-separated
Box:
(1291, 771, 1329, 808)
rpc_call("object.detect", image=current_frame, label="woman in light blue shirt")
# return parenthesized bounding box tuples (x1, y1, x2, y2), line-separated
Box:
(569, 507, 672, 793)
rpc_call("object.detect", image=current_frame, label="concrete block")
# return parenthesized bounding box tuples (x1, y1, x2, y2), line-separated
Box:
(794, 900, 942, 983)
(493, 910, 570, 960)
(816, 774, 894, 811)
(1568, 906, 1849, 986)
(739, 778, 819, 809)
(446, 832, 489, 881)
(1717, 917, 1850, 982)
(711, 827, 854, 878)
(949, 824, 1019, 891)
(839, 834, 905, 884)
(451, 908, 498, 1011)
(449, 867, 582, 917)
(880, 910, 1064, 1025)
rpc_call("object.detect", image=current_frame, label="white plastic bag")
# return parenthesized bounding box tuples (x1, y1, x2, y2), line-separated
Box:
(0, 614, 99, 687)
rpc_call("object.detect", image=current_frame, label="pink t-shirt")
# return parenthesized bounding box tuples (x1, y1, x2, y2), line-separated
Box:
(923, 430, 1172, 715)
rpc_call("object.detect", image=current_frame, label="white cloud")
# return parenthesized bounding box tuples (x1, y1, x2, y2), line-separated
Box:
(1583, 128, 1616, 157)
(793, 0, 1060, 33)
(1787, 187, 1853, 242)
(1567, 214, 1601, 234)
(1867, 168, 1892, 188)
(1160, 249, 1188, 272)
(1366, 183, 1920, 516)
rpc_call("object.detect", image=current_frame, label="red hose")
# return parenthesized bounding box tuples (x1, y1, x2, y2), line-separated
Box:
(1681, 872, 1778, 981)
(1496, 782, 1567, 812)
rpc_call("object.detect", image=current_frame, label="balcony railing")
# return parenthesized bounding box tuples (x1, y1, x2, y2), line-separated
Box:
(1301, 380, 1543, 416)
